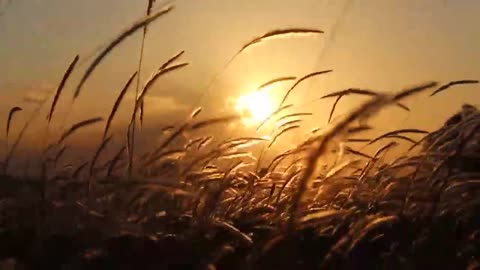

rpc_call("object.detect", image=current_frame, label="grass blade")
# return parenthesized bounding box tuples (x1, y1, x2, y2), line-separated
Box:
(256, 104, 294, 132)
(322, 88, 410, 112)
(6, 106, 22, 140)
(430, 80, 479, 97)
(159, 50, 186, 71)
(107, 146, 126, 177)
(321, 88, 378, 99)
(328, 95, 342, 124)
(73, 4, 174, 100)
(139, 50, 186, 126)
(268, 125, 300, 149)
(239, 28, 323, 55)
(3, 97, 49, 173)
(280, 70, 333, 105)
(72, 161, 89, 179)
(190, 107, 202, 119)
(367, 128, 429, 145)
(103, 72, 137, 139)
(89, 136, 112, 177)
(189, 115, 240, 130)
(47, 55, 80, 123)
(58, 117, 103, 144)
(134, 62, 189, 116)
(256, 76, 296, 91)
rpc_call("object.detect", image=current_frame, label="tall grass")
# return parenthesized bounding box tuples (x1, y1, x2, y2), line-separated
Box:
(1, 7, 480, 270)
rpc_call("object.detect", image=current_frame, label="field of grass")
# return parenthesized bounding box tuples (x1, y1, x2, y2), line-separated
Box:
(1, 3, 480, 270)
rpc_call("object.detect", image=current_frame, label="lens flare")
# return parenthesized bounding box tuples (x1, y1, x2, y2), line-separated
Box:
(236, 91, 275, 125)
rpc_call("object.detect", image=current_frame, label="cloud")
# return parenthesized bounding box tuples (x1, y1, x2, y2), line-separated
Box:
(0, 82, 54, 114)
(21, 82, 54, 104)
(125, 91, 189, 114)
(143, 95, 188, 114)
(118, 93, 190, 145)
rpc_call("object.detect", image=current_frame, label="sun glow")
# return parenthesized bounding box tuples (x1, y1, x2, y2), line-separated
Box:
(236, 91, 275, 125)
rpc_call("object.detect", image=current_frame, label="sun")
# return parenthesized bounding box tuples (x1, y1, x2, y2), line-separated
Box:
(235, 91, 275, 125)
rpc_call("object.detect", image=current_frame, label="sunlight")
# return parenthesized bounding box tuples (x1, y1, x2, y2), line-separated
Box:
(236, 91, 275, 125)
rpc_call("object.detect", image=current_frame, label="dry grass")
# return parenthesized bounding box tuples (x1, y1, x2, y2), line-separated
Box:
(279, 70, 333, 106)
(1, 10, 480, 270)
(431, 80, 479, 96)
(256, 76, 297, 91)
(47, 55, 79, 123)
(103, 71, 138, 139)
(5, 106, 22, 140)
(367, 128, 429, 146)
(73, 4, 174, 100)
(57, 117, 104, 144)
(238, 28, 324, 54)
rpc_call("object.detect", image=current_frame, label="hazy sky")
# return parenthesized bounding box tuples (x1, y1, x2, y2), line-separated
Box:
(1, 0, 479, 154)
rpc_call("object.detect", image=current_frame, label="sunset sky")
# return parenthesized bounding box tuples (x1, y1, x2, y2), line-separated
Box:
(1, 0, 479, 157)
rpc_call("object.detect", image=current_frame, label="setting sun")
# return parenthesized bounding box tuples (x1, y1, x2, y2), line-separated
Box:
(235, 91, 275, 125)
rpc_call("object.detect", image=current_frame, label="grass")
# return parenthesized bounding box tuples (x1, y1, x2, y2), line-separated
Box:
(1, 5, 480, 270)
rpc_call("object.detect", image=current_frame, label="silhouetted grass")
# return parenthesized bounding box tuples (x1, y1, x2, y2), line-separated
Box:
(1, 8, 480, 270)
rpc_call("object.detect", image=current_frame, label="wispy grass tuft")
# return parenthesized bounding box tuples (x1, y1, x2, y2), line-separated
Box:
(430, 79, 479, 97)
(3, 98, 49, 173)
(6, 106, 22, 141)
(256, 76, 297, 91)
(280, 70, 333, 106)
(103, 72, 137, 139)
(73, 4, 174, 100)
(268, 125, 301, 149)
(47, 55, 79, 123)
(58, 117, 104, 144)
(367, 128, 429, 145)
(238, 28, 324, 55)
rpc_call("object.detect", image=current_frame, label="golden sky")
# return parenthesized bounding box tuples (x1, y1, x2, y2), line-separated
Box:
(1, 0, 479, 157)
